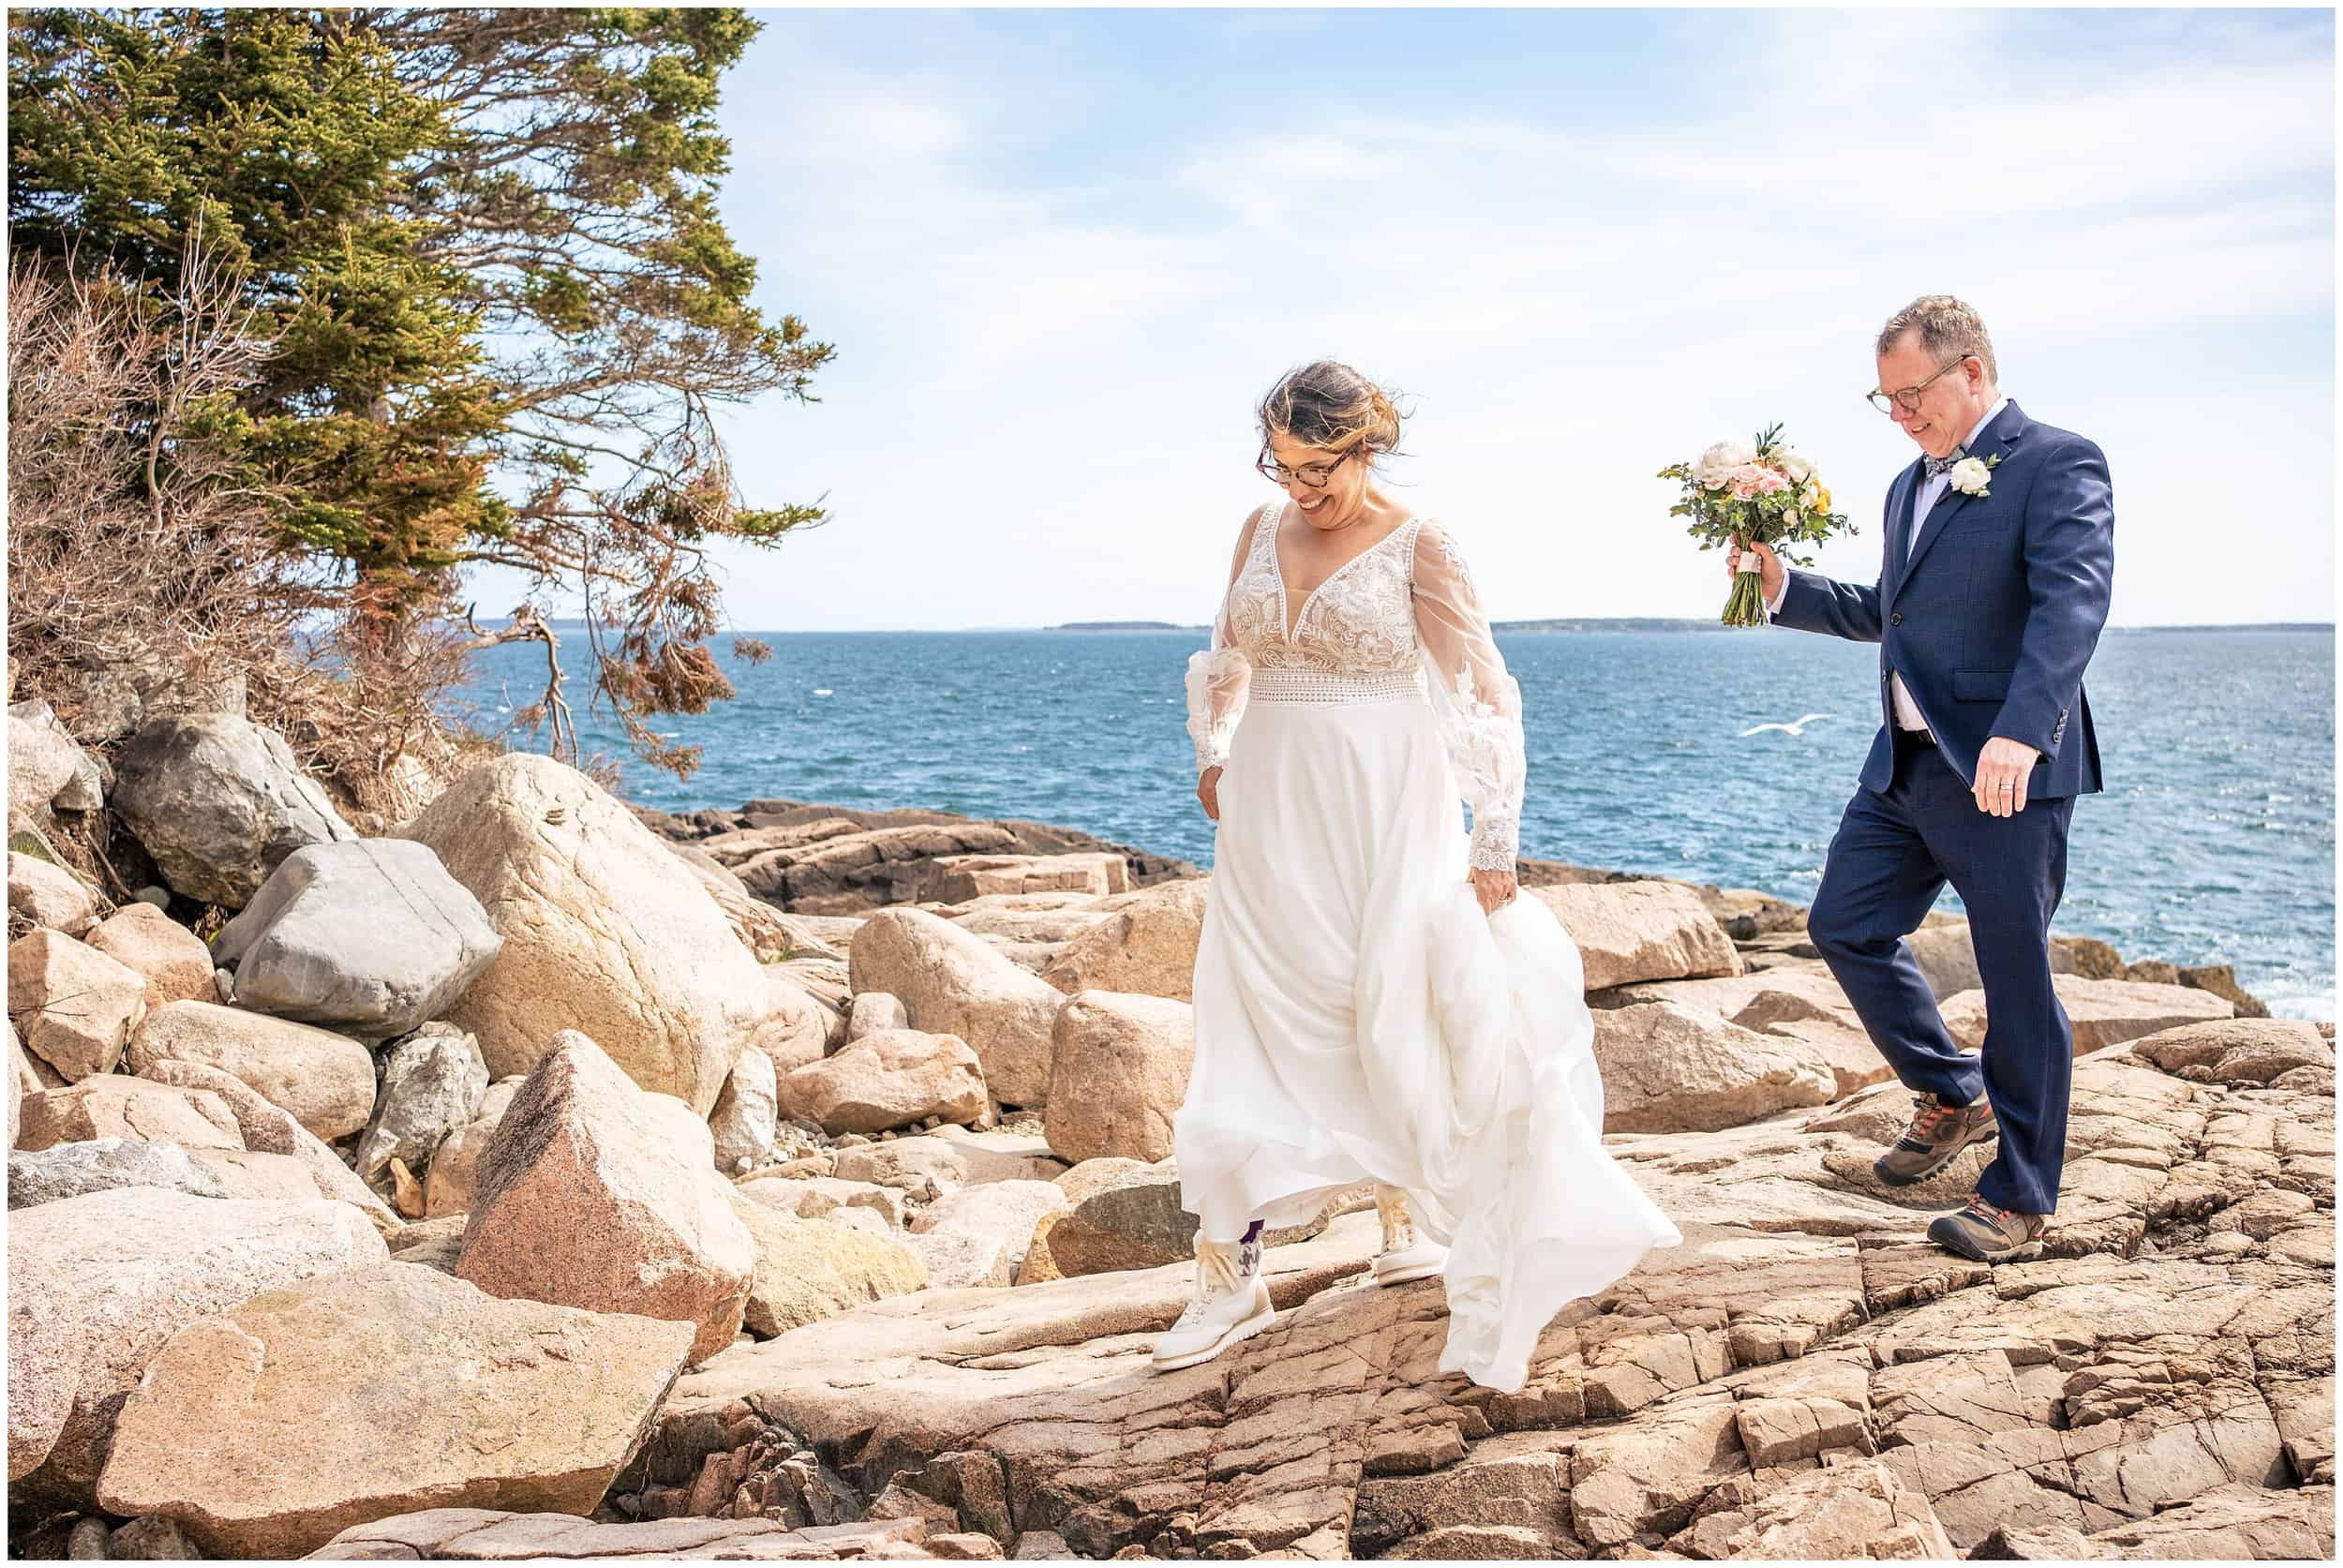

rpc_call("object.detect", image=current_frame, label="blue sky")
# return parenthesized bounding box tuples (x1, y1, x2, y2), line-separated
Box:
(528, 7, 2336, 630)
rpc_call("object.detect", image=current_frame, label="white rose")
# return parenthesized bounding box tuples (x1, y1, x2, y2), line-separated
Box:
(1948, 456, 1992, 494)
(1695, 440, 1757, 489)
(1778, 450, 1816, 485)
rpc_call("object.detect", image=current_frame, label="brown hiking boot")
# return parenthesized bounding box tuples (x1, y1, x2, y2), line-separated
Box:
(1873, 1093, 1997, 1186)
(1928, 1192, 2047, 1262)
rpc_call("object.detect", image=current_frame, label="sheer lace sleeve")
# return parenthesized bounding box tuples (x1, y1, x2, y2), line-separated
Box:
(1413, 520, 1524, 870)
(1185, 508, 1261, 773)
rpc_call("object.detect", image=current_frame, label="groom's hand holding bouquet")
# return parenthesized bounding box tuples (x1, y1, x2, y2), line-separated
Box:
(1725, 536, 1785, 607)
(1659, 426, 1856, 626)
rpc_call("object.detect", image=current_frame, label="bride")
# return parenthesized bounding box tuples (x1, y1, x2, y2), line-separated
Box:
(1162, 360, 1680, 1394)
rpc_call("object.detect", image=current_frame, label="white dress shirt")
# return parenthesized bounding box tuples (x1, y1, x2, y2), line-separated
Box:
(1770, 396, 2008, 732)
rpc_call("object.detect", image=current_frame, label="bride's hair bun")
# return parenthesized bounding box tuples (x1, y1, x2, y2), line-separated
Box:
(1258, 361, 1407, 462)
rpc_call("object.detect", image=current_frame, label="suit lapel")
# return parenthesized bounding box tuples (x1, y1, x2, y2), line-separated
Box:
(1884, 465, 1923, 605)
(1903, 401, 2027, 583)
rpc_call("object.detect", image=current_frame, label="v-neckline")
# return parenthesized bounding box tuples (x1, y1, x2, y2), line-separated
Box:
(1269, 503, 1415, 643)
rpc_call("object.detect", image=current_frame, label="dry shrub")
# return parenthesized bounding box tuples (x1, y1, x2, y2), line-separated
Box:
(7, 246, 299, 714)
(6, 246, 494, 836)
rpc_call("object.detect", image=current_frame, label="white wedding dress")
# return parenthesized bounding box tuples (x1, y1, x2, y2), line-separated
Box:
(1178, 498, 1681, 1394)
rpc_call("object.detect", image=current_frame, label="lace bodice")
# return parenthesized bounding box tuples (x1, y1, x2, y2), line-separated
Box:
(1222, 502, 1422, 676)
(1186, 500, 1527, 870)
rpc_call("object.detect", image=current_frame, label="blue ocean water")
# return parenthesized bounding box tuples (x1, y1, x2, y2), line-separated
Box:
(462, 627, 2336, 1020)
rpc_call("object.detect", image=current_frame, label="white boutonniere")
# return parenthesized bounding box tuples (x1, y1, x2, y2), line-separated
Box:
(1948, 454, 2002, 498)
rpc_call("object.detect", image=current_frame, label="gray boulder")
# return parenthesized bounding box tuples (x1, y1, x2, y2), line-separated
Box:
(353, 1024, 490, 1183)
(8, 1139, 231, 1210)
(64, 629, 248, 746)
(7, 712, 82, 831)
(107, 1516, 206, 1561)
(709, 1046, 780, 1174)
(215, 840, 500, 1039)
(111, 715, 356, 907)
(8, 702, 105, 812)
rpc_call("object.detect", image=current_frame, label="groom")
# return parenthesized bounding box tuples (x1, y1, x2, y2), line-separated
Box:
(1733, 295, 2113, 1262)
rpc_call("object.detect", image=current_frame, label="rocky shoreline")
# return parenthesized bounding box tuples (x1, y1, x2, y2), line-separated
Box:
(7, 706, 2333, 1561)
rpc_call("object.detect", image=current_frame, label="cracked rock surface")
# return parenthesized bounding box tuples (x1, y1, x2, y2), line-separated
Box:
(474, 1031, 2332, 1561)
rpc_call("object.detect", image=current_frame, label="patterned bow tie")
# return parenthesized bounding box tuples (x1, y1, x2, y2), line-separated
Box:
(1922, 447, 1967, 478)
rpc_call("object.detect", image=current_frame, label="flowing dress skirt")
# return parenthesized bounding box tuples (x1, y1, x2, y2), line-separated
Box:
(1176, 680, 1682, 1393)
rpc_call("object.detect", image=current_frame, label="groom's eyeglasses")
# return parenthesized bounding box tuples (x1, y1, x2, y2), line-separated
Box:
(1256, 445, 1358, 488)
(1867, 355, 1975, 414)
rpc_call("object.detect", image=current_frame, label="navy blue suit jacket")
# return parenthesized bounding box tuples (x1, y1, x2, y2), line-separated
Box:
(1773, 401, 2113, 799)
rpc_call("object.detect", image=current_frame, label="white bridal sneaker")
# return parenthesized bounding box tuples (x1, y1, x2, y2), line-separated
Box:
(1151, 1232, 1273, 1371)
(1372, 1185, 1447, 1287)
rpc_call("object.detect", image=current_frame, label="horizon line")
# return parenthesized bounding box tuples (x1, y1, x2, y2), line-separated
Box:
(517, 619, 2339, 636)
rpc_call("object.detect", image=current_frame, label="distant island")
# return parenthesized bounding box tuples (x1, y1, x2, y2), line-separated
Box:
(1046, 620, 1211, 632)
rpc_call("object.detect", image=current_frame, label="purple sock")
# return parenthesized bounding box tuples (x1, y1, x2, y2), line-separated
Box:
(1241, 1219, 1264, 1244)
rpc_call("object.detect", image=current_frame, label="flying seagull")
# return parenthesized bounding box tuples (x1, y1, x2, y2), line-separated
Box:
(1740, 713, 1835, 738)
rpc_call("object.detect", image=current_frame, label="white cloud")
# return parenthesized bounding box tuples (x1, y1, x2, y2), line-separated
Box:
(594, 11, 2337, 634)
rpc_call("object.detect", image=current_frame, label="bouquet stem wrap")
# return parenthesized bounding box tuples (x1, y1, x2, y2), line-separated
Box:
(1726, 550, 1769, 627)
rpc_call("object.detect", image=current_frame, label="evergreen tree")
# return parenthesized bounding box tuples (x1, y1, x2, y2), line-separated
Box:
(9, 7, 832, 775)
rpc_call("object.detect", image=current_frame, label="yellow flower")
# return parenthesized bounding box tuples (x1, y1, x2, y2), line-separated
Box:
(1803, 481, 1831, 514)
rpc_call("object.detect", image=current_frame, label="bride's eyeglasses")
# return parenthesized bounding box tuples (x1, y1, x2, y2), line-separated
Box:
(1867, 355, 1975, 414)
(1255, 445, 1358, 488)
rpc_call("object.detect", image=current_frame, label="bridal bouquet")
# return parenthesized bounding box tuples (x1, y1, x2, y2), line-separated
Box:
(1659, 425, 1857, 627)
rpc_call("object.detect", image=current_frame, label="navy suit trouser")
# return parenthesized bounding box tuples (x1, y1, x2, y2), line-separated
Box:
(1807, 729, 2076, 1215)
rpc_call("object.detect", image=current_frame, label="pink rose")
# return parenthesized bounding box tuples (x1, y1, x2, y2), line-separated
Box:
(1728, 463, 1770, 499)
(1754, 469, 1790, 495)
